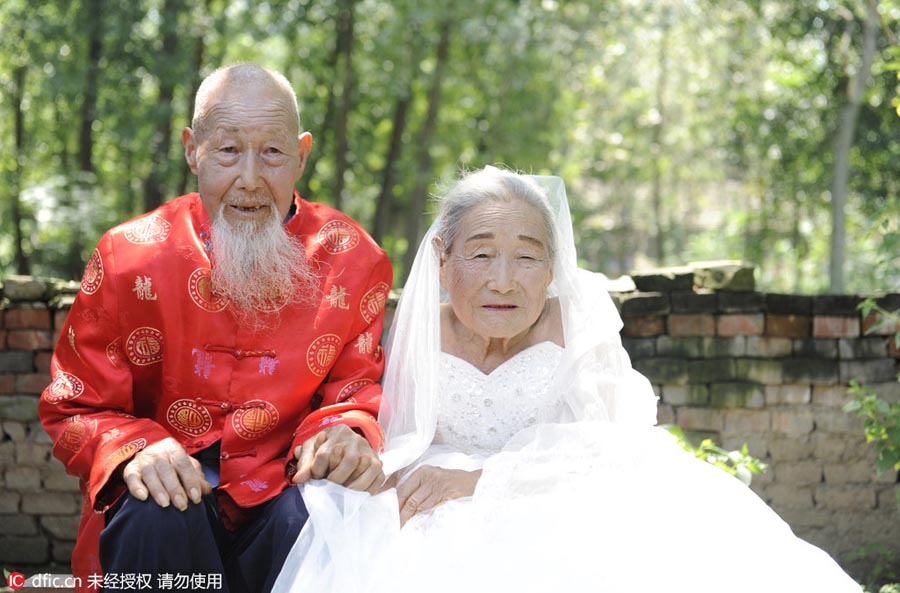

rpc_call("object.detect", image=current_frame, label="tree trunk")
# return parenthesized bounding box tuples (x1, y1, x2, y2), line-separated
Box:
(178, 0, 212, 197)
(297, 8, 344, 200)
(401, 19, 452, 283)
(650, 7, 670, 265)
(79, 0, 104, 175)
(332, 0, 358, 211)
(11, 64, 31, 275)
(142, 0, 181, 212)
(828, 1, 877, 293)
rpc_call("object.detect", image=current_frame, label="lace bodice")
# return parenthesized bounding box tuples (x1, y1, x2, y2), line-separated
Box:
(434, 342, 565, 455)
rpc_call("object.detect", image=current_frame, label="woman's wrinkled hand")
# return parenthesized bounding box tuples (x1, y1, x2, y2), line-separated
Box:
(396, 466, 481, 525)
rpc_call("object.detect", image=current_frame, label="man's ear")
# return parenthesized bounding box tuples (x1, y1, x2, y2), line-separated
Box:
(297, 132, 313, 175)
(182, 128, 199, 174)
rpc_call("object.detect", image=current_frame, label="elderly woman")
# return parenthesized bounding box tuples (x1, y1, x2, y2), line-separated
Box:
(274, 167, 860, 593)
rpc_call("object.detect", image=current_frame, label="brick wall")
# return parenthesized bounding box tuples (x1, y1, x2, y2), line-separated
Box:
(2, 272, 899, 579)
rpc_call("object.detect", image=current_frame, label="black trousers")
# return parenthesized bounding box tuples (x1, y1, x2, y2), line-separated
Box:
(99, 486, 308, 593)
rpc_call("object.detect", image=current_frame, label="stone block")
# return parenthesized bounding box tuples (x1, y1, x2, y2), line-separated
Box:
(813, 316, 860, 338)
(812, 295, 864, 315)
(815, 409, 864, 434)
(811, 385, 851, 408)
(765, 293, 813, 315)
(633, 358, 688, 384)
(21, 492, 80, 515)
(2, 420, 27, 442)
(765, 314, 811, 338)
(0, 535, 49, 564)
(717, 291, 765, 313)
(839, 360, 897, 384)
(0, 351, 34, 373)
(782, 358, 839, 384)
(764, 483, 814, 509)
(40, 515, 80, 540)
(621, 338, 656, 359)
(768, 434, 815, 462)
(6, 330, 54, 351)
(774, 460, 823, 485)
(674, 407, 725, 432)
(876, 486, 900, 510)
(16, 441, 52, 465)
(792, 339, 838, 359)
(892, 339, 900, 359)
(669, 291, 718, 313)
(688, 359, 736, 382)
(631, 266, 695, 292)
(717, 313, 764, 336)
(0, 441, 14, 468)
(735, 359, 783, 384)
(661, 384, 709, 406)
(771, 410, 815, 435)
(710, 383, 765, 408)
(0, 490, 20, 513)
(620, 293, 670, 316)
(52, 539, 77, 564)
(0, 513, 39, 535)
(29, 421, 53, 444)
(3, 307, 52, 330)
(2, 276, 51, 301)
(822, 462, 877, 485)
(655, 336, 704, 358)
(42, 468, 81, 493)
(862, 381, 900, 403)
(777, 507, 833, 529)
(815, 484, 876, 510)
(34, 351, 53, 373)
(622, 316, 665, 337)
(0, 396, 40, 422)
(701, 336, 746, 357)
(5, 466, 42, 491)
(53, 308, 72, 331)
(656, 403, 675, 425)
(667, 314, 715, 337)
(745, 336, 793, 357)
(838, 337, 889, 359)
(690, 260, 755, 292)
(0, 374, 14, 394)
(765, 384, 811, 406)
(723, 409, 771, 433)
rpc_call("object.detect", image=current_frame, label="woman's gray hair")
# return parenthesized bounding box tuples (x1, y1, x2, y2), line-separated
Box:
(435, 167, 557, 261)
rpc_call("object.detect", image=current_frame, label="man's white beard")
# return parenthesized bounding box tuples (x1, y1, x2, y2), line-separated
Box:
(209, 202, 318, 328)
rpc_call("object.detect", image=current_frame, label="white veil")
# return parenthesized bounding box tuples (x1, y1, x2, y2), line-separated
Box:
(377, 168, 657, 476)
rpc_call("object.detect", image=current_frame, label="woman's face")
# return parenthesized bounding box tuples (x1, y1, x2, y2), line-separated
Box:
(439, 198, 553, 342)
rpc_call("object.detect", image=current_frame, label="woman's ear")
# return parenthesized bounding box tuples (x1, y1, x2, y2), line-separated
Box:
(432, 236, 446, 266)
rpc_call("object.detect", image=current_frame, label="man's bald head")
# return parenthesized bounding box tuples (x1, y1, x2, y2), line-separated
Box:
(191, 63, 301, 139)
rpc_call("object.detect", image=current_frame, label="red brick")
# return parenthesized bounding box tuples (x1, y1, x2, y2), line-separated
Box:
(3, 308, 51, 330)
(0, 329, 6, 349)
(0, 374, 15, 394)
(15, 373, 51, 395)
(622, 315, 665, 337)
(813, 316, 860, 338)
(34, 352, 53, 373)
(862, 312, 900, 336)
(766, 314, 811, 338)
(717, 313, 764, 336)
(53, 308, 72, 331)
(667, 314, 715, 337)
(6, 330, 54, 351)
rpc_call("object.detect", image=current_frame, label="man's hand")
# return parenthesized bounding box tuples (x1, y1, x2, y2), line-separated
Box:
(292, 424, 384, 493)
(122, 437, 212, 511)
(396, 466, 481, 526)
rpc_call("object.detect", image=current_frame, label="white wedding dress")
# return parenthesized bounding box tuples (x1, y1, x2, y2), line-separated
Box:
(273, 342, 861, 593)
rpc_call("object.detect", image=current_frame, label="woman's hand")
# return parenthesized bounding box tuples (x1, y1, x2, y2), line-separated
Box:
(396, 466, 481, 525)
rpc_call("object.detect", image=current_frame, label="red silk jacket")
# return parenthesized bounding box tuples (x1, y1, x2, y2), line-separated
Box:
(39, 192, 393, 586)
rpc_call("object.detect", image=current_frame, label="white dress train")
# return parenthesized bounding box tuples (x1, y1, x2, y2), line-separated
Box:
(272, 343, 860, 593)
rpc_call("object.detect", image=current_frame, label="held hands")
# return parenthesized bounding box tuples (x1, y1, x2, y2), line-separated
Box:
(396, 466, 481, 526)
(122, 437, 213, 511)
(292, 424, 384, 494)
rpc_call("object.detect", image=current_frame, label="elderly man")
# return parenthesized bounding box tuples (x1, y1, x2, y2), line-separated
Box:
(39, 63, 393, 593)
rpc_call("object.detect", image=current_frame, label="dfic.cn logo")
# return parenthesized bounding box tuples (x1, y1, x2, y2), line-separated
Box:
(6, 571, 26, 590)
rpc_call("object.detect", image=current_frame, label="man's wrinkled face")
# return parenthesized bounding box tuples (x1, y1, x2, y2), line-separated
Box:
(183, 82, 310, 228)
